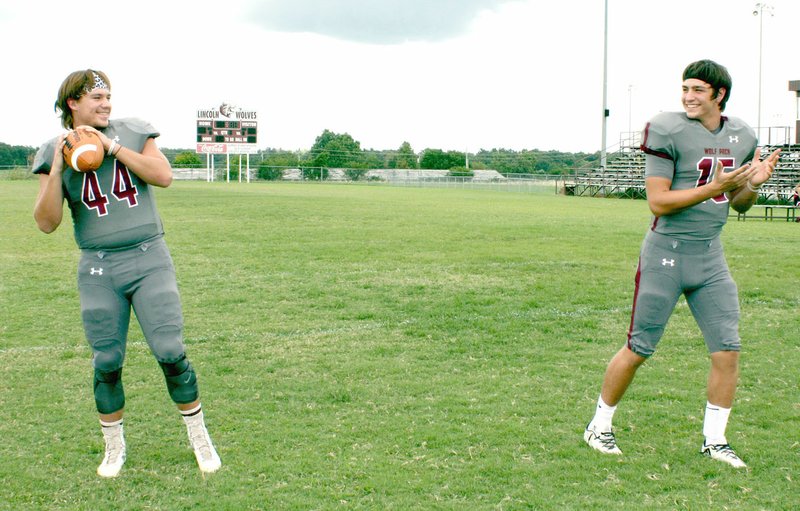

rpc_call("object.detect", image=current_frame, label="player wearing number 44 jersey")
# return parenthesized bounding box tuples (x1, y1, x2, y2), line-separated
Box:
(32, 69, 221, 478)
(584, 60, 781, 468)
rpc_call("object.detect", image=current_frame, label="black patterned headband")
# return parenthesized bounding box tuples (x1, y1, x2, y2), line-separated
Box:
(84, 72, 109, 93)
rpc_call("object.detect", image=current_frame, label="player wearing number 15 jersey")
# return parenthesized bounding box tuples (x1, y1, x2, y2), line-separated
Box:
(583, 60, 781, 468)
(32, 69, 221, 478)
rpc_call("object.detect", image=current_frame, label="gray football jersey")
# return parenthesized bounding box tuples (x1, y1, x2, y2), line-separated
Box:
(32, 118, 166, 250)
(641, 112, 757, 240)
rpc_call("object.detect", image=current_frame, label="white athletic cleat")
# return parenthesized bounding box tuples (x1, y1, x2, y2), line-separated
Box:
(584, 424, 622, 455)
(701, 441, 746, 468)
(185, 415, 222, 474)
(97, 424, 126, 478)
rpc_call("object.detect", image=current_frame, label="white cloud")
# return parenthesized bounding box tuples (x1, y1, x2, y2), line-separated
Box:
(244, 0, 519, 44)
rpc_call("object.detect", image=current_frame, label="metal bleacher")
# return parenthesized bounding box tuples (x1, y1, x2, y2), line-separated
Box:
(564, 134, 646, 199)
(759, 145, 800, 202)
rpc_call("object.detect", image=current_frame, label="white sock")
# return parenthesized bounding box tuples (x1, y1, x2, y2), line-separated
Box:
(181, 404, 204, 425)
(100, 418, 123, 429)
(590, 396, 617, 432)
(703, 401, 731, 445)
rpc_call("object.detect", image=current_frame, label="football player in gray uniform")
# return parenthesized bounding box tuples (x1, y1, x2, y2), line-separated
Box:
(33, 69, 221, 477)
(584, 60, 781, 468)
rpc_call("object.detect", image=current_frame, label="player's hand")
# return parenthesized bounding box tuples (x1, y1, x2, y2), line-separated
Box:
(710, 159, 756, 194)
(73, 125, 112, 153)
(50, 134, 67, 174)
(747, 147, 781, 188)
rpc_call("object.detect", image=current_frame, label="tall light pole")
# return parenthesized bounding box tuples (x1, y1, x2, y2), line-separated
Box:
(753, 3, 773, 139)
(600, 0, 608, 169)
(628, 84, 633, 134)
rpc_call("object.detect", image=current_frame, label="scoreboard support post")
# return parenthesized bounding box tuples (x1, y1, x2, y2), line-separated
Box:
(205, 153, 214, 182)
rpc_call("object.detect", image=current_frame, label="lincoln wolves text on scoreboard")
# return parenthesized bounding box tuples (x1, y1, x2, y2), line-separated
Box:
(196, 103, 258, 154)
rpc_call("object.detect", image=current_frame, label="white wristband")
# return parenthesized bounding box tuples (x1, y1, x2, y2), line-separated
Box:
(107, 140, 117, 156)
(746, 181, 762, 193)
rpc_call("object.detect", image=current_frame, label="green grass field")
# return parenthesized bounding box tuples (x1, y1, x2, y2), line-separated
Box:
(1, 180, 798, 510)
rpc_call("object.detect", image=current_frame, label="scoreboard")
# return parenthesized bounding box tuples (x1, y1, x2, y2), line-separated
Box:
(196, 120, 257, 144)
(196, 103, 258, 154)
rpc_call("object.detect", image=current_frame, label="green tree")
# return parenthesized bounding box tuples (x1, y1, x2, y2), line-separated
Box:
(174, 151, 202, 166)
(469, 148, 599, 175)
(419, 149, 465, 170)
(257, 163, 284, 181)
(309, 129, 363, 168)
(0, 143, 36, 166)
(344, 168, 369, 181)
(361, 150, 383, 169)
(260, 149, 299, 168)
(386, 141, 417, 169)
(471, 148, 534, 174)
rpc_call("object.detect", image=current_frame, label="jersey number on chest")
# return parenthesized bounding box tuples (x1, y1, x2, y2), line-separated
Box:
(695, 157, 734, 204)
(81, 162, 139, 216)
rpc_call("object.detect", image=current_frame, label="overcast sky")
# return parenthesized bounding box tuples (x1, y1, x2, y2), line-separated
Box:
(2, 0, 799, 154)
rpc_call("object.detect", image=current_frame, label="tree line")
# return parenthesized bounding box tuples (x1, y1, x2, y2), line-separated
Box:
(2, 130, 600, 176)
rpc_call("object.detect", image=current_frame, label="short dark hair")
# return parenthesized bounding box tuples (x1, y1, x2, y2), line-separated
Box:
(683, 60, 732, 111)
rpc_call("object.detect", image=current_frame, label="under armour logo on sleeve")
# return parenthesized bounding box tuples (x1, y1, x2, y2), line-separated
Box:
(661, 259, 675, 267)
(90, 267, 104, 276)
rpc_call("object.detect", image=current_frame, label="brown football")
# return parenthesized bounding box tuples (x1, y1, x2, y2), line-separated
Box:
(63, 130, 104, 172)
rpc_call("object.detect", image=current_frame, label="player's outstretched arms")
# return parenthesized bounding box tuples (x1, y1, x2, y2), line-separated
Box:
(729, 148, 781, 213)
(33, 136, 66, 233)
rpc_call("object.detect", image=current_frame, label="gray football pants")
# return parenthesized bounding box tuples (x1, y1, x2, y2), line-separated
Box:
(626, 230, 740, 357)
(77, 237, 186, 372)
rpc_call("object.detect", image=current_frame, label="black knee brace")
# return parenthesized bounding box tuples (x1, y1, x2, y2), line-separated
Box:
(159, 356, 199, 404)
(93, 368, 125, 414)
